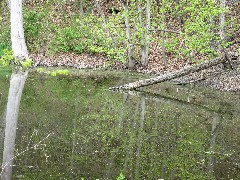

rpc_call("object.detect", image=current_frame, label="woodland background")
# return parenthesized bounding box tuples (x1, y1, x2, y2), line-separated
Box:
(0, 0, 239, 71)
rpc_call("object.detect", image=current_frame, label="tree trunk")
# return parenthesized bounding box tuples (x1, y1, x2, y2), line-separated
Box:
(1, 71, 28, 180)
(79, 0, 84, 16)
(122, 0, 135, 69)
(11, 0, 28, 60)
(160, 0, 167, 68)
(141, 0, 150, 67)
(219, 0, 226, 40)
(109, 55, 226, 90)
(137, 0, 145, 65)
(1, 0, 29, 178)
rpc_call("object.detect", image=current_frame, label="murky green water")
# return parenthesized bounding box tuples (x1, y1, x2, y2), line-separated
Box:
(1, 70, 240, 179)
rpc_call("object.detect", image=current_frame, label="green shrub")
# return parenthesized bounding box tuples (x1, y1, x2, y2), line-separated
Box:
(0, 49, 32, 69)
(50, 14, 126, 62)
(0, 43, 11, 57)
(0, 49, 14, 66)
(0, 17, 10, 55)
(23, 8, 49, 52)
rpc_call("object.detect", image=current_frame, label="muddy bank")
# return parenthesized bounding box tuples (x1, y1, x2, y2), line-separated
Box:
(30, 52, 240, 93)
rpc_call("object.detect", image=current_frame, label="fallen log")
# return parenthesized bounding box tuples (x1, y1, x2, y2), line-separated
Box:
(109, 55, 226, 90)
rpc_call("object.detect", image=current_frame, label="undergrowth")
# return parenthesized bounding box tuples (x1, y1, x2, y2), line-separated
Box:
(0, 0, 238, 65)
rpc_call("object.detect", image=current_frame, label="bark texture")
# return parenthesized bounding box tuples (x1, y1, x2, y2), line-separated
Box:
(110, 56, 226, 90)
(122, 0, 135, 69)
(141, 0, 150, 66)
(11, 0, 28, 59)
(219, 0, 226, 40)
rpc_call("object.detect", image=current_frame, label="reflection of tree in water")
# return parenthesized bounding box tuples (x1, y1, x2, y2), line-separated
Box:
(3, 76, 239, 179)
(0, 101, 6, 165)
(1, 72, 28, 180)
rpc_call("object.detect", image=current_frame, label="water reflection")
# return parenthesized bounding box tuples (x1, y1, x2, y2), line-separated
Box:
(1, 72, 28, 180)
(0, 72, 239, 179)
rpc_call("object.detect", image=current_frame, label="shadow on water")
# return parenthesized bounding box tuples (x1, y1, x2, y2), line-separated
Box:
(0, 70, 240, 179)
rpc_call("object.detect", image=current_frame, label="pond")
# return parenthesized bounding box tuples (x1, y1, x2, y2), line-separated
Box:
(0, 69, 240, 179)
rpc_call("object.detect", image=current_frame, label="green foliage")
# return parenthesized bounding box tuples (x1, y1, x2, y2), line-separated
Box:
(0, 17, 10, 54)
(0, 49, 32, 69)
(51, 26, 86, 53)
(50, 14, 126, 62)
(36, 68, 69, 76)
(36, 67, 44, 73)
(117, 172, 125, 180)
(0, 42, 11, 57)
(178, 0, 225, 59)
(23, 8, 50, 52)
(1, 0, 235, 67)
(0, 49, 14, 66)
(49, 69, 69, 76)
(22, 58, 33, 69)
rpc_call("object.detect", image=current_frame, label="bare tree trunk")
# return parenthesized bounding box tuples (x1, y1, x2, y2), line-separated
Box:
(1, 71, 28, 180)
(79, 0, 84, 16)
(141, 0, 151, 67)
(219, 0, 226, 40)
(137, 0, 145, 65)
(160, 0, 167, 67)
(11, 0, 28, 60)
(1, 1, 29, 178)
(122, 0, 135, 69)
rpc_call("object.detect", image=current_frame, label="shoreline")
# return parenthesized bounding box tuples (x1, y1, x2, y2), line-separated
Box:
(30, 52, 240, 93)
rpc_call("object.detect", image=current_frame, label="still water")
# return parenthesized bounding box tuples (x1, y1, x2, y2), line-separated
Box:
(0, 70, 240, 179)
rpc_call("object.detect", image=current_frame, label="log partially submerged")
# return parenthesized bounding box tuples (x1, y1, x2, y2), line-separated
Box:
(110, 55, 226, 91)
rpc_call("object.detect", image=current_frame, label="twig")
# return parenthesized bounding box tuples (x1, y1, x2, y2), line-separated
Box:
(0, 132, 54, 176)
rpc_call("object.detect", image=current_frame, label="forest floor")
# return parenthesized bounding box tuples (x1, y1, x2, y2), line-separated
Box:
(30, 44, 240, 93)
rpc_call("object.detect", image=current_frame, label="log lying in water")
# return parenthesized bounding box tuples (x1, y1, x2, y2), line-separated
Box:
(110, 55, 226, 91)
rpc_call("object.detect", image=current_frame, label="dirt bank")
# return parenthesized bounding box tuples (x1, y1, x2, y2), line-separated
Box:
(30, 51, 240, 93)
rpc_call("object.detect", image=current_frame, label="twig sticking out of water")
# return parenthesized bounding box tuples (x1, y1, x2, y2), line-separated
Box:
(0, 132, 54, 176)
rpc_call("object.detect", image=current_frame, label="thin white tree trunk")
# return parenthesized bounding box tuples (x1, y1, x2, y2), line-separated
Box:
(219, 0, 226, 40)
(122, 0, 135, 69)
(137, 0, 147, 66)
(1, 71, 28, 180)
(79, 0, 84, 16)
(1, 0, 29, 178)
(161, 0, 167, 67)
(141, 0, 151, 66)
(11, 0, 28, 60)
